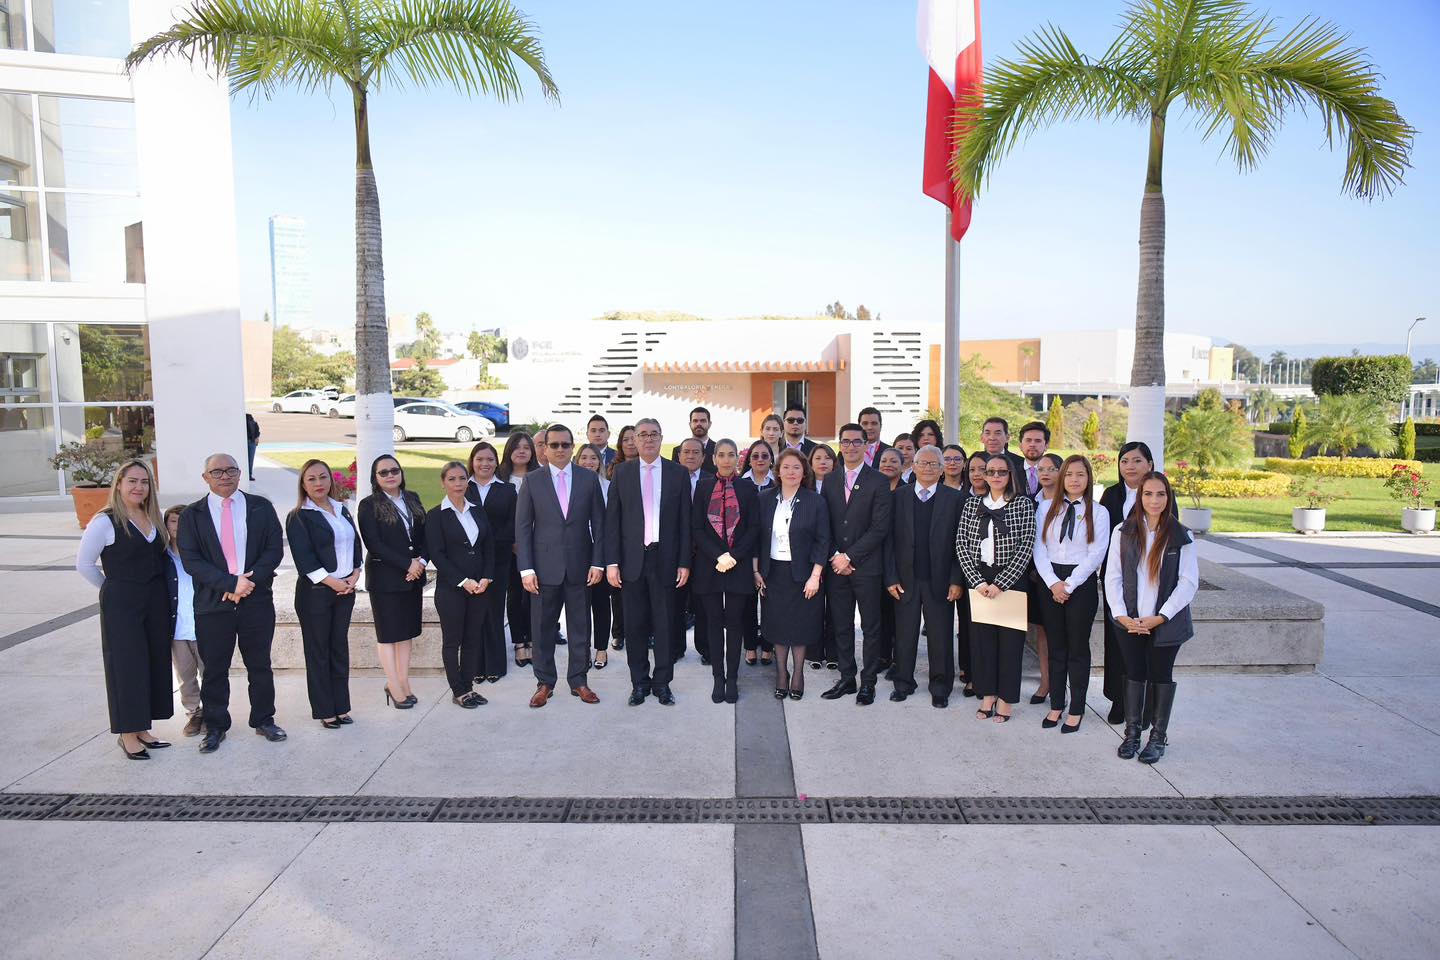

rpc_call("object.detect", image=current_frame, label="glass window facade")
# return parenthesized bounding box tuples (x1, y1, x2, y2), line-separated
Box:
(18, 0, 131, 58)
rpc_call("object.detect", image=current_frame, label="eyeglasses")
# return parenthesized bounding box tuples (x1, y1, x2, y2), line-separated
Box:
(547, 441, 573, 450)
(914, 460, 941, 469)
(838, 438, 865, 446)
(206, 467, 241, 480)
(750, 452, 770, 461)
(636, 431, 661, 441)
(985, 468, 1010, 477)
(377, 468, 402, 478)
(784, 417, 805, 425)
(942, 456, 964, 464)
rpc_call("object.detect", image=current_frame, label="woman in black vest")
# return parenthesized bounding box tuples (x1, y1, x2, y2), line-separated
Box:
(955, 453, 1036, 723)
(426, 460, 495, 708)
(1103, 471, 1197, 763)
(357, 455, 426, 709)
(74, 459, 173, 759)
(466, 440, 515, 683)
(692, 439, 759, 703)
(286, 459, 363, 728)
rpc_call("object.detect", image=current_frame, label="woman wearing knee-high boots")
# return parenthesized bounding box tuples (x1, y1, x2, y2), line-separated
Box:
(426, 461, 495, 709)
(1104, 471, 1197, 763)
(466, 440, 515, 683)
(1033, 455, 1110, 733)
(75, 459, 174, 760)
(955, 454, 1035, 724)
(357, 455, 426, 710)
(286, 460, 363, 728)
(692, 440, 758, 703)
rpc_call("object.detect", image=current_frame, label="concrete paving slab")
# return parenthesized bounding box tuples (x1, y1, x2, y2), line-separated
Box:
(1318, 609, 1440, 677)
(0, 570, 92, 614)
(1251, 566, 1404, 611)
(0, 675, 108, 789)
(1326, 675, 1440, 735)
(0, 611, 67, 640)
(0, 612, 101, 676)
(1332, 566, 1440, 602)
(204, 823, 733, 960)
(1219, 825, 1440, 958)
(1197, 539, 1278, 565)
(804, 823, 1353, 960)
(0, 820, 323, 960)
(1243, 536, 1440, 565)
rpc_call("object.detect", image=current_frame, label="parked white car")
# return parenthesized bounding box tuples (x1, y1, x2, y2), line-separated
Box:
(325, 394, 356, 418)
(392, 401, 496, 443)
(271, 389, 331, 414)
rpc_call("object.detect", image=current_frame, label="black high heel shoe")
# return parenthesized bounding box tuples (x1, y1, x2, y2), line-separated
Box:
(1041, 711, 1061, 729)
(385, 686, 415, 709)
(117, 736, 149, 760)
(1061, 715, 1083, 734)
(789, 687, 804, 701)
(136, 736, 171, 749)
(321, 718, 342, 729)
(774, 686, 788, 700)
(1029, 691, 1049, 705)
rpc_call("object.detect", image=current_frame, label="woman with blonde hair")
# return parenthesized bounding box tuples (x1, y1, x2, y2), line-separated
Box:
(75, 459, 174, 759)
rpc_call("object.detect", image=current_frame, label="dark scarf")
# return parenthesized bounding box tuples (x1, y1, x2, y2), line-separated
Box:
(708, 475, 740, 547)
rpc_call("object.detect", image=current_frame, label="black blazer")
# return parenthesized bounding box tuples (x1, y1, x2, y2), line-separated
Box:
(177, 492, 284, 615)
(424, 501, 494, 591)
(515, 466, 606, 584)
(357, 493, 427, 593)
(604, 457, 693, 580)
(819, 463, 892, 577)
(690, 474, 759, 594)
(883, 484, 964, 593)
(286, 502, 363, 589)
(755, 487, 831, 582)
(670, 437, 717, 475)
(467, 478, 517, 574)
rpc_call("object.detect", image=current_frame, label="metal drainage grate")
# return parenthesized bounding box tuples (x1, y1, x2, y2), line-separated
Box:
(567, 798, 697, 823)
(48, 794, 189, 821)
(1217, 796, 1364, 826)
(696, 798, 830, 823)
(303, 796, 442, 822)
(1087, 797, 1228, 825)
(177, 796, 317, 822)
(1347, 797, 1440, 826)
(829, 797, 905, 823)
(0, 793, 71, 820)
(960, 797, 1097, 824)
(435, 798, 570, 823)
(901, 798, 967, 824)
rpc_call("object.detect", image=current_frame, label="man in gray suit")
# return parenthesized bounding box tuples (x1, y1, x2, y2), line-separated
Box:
(517, 423, 607, 707)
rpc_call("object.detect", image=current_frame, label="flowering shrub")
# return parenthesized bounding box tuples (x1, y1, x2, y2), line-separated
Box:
(1383, 464, 1433, 510)
(331, 460, 358, 500)
(1264, 457, 1424, 478)
(1288, 476, 1338, 510)
(1171, 465, 1289, 504)
(1087, 452, 1114, 472)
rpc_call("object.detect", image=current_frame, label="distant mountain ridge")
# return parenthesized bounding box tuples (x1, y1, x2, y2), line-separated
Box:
(1216, 340, 1440, 360)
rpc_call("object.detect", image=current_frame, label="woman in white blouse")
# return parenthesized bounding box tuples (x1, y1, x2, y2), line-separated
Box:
(75, 459, 174, 760)
(1033, 455, 1111, 733)
(576, 443, 613, 670)
(1103, 471, 1197, 764)
(285, 459, 362, 728)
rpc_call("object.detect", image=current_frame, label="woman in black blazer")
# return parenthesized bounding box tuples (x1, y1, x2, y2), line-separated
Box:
(466, 440, 515, 683)
(358, 455, 427, 709)
(738, 439, 777, 666)
(286, 459, 363, 727)
(691, 440, 759, 704)
(425, 460, 495, 709)
(753, 448, 831, 700)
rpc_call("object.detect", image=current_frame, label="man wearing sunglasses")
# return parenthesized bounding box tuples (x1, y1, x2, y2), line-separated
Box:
(516, 424, 608, 707)
(781, 404, 818, 457)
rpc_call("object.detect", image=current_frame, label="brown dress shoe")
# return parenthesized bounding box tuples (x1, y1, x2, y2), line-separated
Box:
(571, 686, 600, 704)
(183, 713, 204, 737)
(529, 684, 554, 708)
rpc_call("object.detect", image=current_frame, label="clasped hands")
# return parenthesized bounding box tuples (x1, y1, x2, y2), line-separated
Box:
(460, 578, 492, 595)
(1116, 614, 1165, 635)
(323, 571, 361, 596)
(222, 572, 256, 604)
(829, 552, 855, 576)
(886, 583, 964, 602)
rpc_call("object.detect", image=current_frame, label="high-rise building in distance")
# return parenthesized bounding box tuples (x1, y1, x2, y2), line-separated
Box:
(268, 214, 311, 328)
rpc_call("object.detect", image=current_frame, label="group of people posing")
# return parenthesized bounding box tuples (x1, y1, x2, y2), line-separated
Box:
(76, 404, 1197, 767)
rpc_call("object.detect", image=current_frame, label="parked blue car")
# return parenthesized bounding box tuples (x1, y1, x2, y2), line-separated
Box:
(455, 400, 510, 431)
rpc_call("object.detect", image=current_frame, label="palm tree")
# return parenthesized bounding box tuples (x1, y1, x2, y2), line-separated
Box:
(952, 0, 1412, 468)
(126, 0, 558, 498)
(1247, 387, 1281, 425)
(1308, 394, 1395, 460)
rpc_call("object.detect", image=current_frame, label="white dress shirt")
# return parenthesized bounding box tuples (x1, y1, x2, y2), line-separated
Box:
(206, 489, 248, 574)
(1103, 525, 1199, 621)
(550, 462, 573, 510)
(301, 498, 356, 583)
(913, 481, 938, 501)
(638, 458, 662, 545)
(170, 551, 196, 641)
(1122, 483, 1138, 523)
(442, 497, 481, 587)
(1032, 496, 1111, 590)
(742, 470, 774, 490)
(770, 492, 797, 561)
(509, 471, 527, 492)
(978, 494, 1007, 566)
(468, 477, 497, 506)
(598, 476, 611, 503)
(900, 468, 914, 484)
(75, 513, 156, 589)
(689, 469, 701, 497)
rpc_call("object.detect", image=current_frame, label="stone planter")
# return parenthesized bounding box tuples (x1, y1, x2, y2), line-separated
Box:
(69, 486, 109, 529)
(1292, 507, 1326, 535)
(1401, 507, 1436, 535)
(1180, 506, 1212, 534)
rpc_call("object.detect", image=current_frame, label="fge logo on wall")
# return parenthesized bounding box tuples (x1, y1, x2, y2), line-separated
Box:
(511, 337, 530, 361)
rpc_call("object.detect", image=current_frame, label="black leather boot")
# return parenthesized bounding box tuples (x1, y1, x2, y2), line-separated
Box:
(1141, 682, 1156, 731)
(1117, 679, 1146, 760)
(1138, 682, 1176, 764)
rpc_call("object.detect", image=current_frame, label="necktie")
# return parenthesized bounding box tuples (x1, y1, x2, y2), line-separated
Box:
(845, 469, 857, 503)
(642, 463, 656, 545)
(1027, 466, 1038, 495)
(1060, 499, 1078, 541)
(556, 469, 568, 519)
(219, 497, 239, 575)
(919, 487, 931, 502)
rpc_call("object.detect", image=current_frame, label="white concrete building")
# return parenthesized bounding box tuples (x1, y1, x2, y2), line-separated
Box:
(0, 0, 245, 503)
(267, 213, 310, 328)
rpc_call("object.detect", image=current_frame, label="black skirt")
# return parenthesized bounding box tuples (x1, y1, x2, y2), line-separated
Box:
(762, 560, 823, 649)
(372, 584, 423, 644)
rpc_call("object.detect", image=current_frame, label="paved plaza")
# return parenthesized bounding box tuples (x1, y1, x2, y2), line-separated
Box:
(1, 463, 1438, 958)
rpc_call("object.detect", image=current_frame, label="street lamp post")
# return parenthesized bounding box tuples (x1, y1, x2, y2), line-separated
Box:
(1406, 317, 1425, 359)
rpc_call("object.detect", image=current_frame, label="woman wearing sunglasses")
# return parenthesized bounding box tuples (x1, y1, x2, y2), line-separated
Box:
(357, 455, 427, 709)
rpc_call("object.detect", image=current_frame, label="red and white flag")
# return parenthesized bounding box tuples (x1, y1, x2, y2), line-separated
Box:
(919, 0, 983, 241)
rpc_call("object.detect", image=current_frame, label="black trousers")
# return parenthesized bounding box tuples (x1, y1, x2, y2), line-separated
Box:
(435, 585, 484, 696)
(196, 597, 277, 733)
(814, 593, 837, 663)
(743, 589, 771, 653)
(506, 557, 530, 646)
(878, 590, 895, 664)
(671, 582, 708, 661)
(98, 576, 172, 734)
(954, 593, 972, 683)
(969, 621, 1025, 704)
(478, 566, 508, 679)
(700, 590, 746, 683)
(590, 579, 612, 651)
(1117, 631, 1181, 683)
(530, 578, 590, 690)
(1038, 565, 1099, 716)
(622, 549, 676, 689)
(826, 572, 883, 684)
(1101, 594, 1126, 702)
(893, 581, 955, 698)
(295, 584, 354, 719)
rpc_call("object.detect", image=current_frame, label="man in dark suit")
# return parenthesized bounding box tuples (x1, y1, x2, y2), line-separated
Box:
(1017, 420, 1050, 500)
(670, 406, 717, 474)
(819, 423, 893, 704)
(858, 406, 889, 467)
(980, 417, 1029, 497)
(517, 423, 607, 707)
(781, 403, 818, 457)
(177, 453, 286, 754)
(884, 444, 965, 707)
(606, 417, 692, 705)
(672, 437, 711, 663)
(587, 414, 617, 469)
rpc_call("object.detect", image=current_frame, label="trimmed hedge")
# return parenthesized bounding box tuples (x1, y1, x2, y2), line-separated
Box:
(1264, 457, 1425, 478)
(1409, 422, 1440, 438)
(1311, 355, 1412, 403)
(1170, 469, 1290, 498)
(1417, 449, 1440, 463)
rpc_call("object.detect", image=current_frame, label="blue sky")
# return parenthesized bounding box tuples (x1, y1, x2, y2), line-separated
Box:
(229, 0, 1439, 352)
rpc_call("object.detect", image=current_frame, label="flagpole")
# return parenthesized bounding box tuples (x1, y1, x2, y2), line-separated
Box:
(943, 211, 961, 438)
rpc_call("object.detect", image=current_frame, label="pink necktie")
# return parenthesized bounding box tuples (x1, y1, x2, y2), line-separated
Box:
(845, 469, 857, 503)
(220, 497, 239, 574)
(556, 468, 569, 519)
(642, 463, 656, 545)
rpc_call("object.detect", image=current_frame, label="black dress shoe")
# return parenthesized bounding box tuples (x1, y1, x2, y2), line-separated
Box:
(199, 729, 226, 754)
(701, 655, 711, 666)
(337, 715, 353, 725)
(117, 736, 149, 760)
(711, 680, 725, 704)
(137, 736, 171, 749)
(321, 718, 343, 729)
(655, 686, 675, 706)
(884, 667, 898, 682)
(628, 688, 647, 706)
(889, 690, 908, 702)
(788, 688, 803, 701)
(725, 680, 738, 703)
(932, 695, 949, 708)
(254, 722, 287, 742)
(774, 686, 788, 700)
(856, 685, 876, 706)
(821, 679, 858, 700)
(1107, 700, 1125, 725)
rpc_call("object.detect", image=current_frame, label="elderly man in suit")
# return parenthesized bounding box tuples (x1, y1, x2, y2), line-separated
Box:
(517, 423, 607, 707)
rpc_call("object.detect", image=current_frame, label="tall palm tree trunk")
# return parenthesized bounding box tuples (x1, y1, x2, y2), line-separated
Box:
(1129, 110, 1168, 469)
(351, 85, 393, 502)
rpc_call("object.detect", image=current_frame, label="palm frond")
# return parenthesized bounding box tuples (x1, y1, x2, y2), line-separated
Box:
(951, 24, 1150, 197)
(125, 0, 354, 98)
(361, 0, 558, 102)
